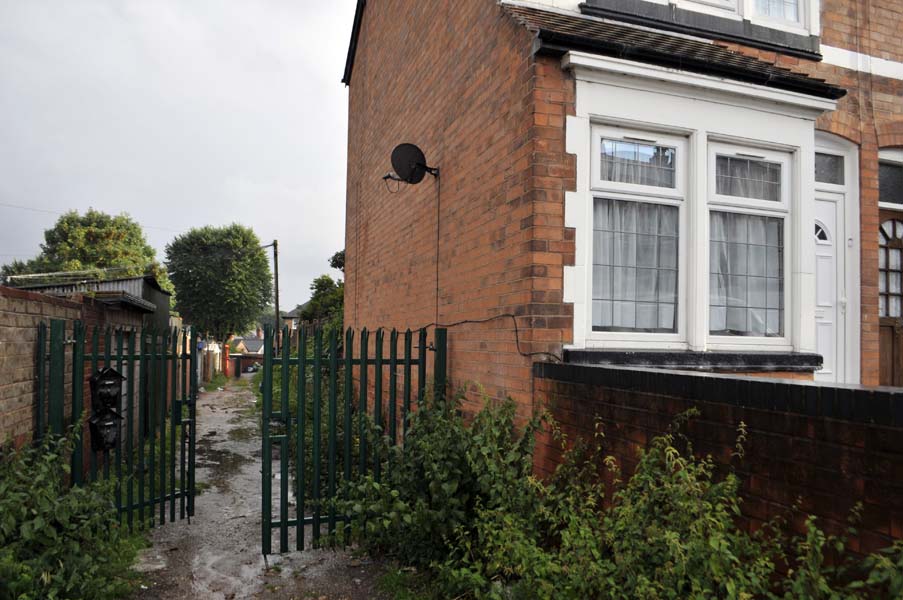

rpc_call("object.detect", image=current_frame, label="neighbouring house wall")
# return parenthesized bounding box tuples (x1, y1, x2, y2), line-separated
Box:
(0, 287, 82, 448)
(534, 363, 903, 553)
(344, 0, 574, 418)
(0, 285, 150, 448)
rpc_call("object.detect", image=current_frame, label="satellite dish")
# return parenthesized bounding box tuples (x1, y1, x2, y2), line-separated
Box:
(390, 143, 439, 184)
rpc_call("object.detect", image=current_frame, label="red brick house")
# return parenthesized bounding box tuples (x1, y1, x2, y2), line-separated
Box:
(342, 0, 903, 418)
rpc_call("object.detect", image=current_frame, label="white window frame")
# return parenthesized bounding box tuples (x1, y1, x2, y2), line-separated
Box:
(674, 0, 742, 20)
(879, 149, 903, 211)
(706, 141, 793, 349)
(672, 0, 818, 35)
(591, 125, 688, 199)
(587, 124, 689, 347)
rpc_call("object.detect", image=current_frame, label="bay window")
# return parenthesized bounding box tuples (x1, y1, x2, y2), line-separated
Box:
(586, 125, 793, 347)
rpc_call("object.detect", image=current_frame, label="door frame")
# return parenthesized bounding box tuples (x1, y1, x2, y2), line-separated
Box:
(815, 132, 860, 384)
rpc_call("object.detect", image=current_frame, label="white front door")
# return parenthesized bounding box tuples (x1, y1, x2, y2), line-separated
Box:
(814, 191, 845, 382)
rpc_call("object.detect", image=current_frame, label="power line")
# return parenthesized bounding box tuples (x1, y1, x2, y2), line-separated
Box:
(0, 201, 182, 233)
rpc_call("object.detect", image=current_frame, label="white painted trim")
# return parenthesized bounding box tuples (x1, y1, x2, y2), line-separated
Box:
(565, 57, 833, 354)
(815, 132, 860, 384)
(821, 46, 903, 81)
(562, 52, 838, 113)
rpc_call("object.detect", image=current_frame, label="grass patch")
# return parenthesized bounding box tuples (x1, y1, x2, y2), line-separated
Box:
(203, 372, 228, 392)
(377, 567, 436, 600)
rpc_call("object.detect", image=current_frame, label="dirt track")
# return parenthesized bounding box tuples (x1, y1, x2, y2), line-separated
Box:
(132, 375, 387, 600)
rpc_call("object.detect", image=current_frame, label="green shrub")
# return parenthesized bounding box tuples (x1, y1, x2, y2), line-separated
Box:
(341, 393, 540, 568)
(0, 431, 141, 600)
(340, 393, 903, 600)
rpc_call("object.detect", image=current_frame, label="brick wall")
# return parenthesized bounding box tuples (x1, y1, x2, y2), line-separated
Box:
(0, 286, 148, 447)
(534, 363, 903, 553)
(344, 0, 574, 418)
(0, 287, 82, 447)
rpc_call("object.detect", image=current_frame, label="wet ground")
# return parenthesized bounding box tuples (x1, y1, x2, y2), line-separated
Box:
(132, 375, 389, 600)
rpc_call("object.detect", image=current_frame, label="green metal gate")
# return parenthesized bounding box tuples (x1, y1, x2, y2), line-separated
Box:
(36, 319, 199, 530)
(260, 325, 447, 555)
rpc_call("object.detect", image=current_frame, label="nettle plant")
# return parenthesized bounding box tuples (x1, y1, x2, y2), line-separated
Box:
(340, 393, 903, 600)
(0, 429, 140, 600)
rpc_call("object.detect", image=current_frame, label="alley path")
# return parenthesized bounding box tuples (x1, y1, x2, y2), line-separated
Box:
(132, 375, 386, 600)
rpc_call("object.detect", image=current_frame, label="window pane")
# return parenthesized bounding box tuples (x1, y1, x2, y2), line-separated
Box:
(593, 198, 678, 333)
(716, 155, 781, 201)
(601, 138, 676, 188)
(880, 162, 903, 205)
(755, 0, 799, 20)
(709, 211, 784, 337)
(815, 153, 844, 185)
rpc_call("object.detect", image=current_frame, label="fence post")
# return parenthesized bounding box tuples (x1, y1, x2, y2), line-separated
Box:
(36, 323, 46, 441)
(71, 321, 85, 485)
(261, 325, 273, 556)
(48, 319, 65, 437)
(188, 327, 198, 518)
(433, 328, 447, 402)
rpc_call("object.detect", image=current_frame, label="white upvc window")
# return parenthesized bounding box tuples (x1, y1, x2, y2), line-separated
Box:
(707, 143, 792, 345)
(676, 0, 816, 33)
(754, 0, 801, 24)
(589, 125, 688, 343)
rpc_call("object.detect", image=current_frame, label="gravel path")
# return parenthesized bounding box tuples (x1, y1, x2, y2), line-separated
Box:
(132, 375, 388, 600)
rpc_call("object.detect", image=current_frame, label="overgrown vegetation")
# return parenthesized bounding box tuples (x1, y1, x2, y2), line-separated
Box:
(204, 372, 229, 392)
(0, 431, 142, 600)
(340, 393, 903, 599)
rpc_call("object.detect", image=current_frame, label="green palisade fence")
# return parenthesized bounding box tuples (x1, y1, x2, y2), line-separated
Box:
(260, 325, 448, 555)
(35, 319, 199, 531)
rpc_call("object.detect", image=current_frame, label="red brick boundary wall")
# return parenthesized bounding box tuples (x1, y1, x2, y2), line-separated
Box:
(0, 286, 144, 447)
(534, 363, 903, 554)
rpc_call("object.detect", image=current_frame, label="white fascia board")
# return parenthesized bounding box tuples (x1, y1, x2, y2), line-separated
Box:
(562, 51, 838, 115)
(821, 45, 903, 81)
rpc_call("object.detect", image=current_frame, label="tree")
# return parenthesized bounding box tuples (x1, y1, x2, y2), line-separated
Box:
(1, 209, 171, 290)
(165, 224, 272, 339)
(329, 249, 345, 273)
(301, 274, 344, 323)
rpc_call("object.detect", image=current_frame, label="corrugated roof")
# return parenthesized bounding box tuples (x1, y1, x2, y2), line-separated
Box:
(503, 3, 845, 100)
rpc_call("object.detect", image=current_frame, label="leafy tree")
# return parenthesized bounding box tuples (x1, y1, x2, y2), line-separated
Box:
(165, 224, 272, 339)
(300, 274, 343, 323)
(1, 209, 171, 291)
(256, 305, 277, 333)
(329, 249, 345, 273)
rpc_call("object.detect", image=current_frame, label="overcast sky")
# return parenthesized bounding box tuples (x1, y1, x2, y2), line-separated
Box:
(0, 0, 355, 307)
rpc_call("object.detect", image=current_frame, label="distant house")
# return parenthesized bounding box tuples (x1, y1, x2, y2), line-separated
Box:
(13, 275, 171, 330)
(242, 338, 265, 356)
(281, 304, 308, 331)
